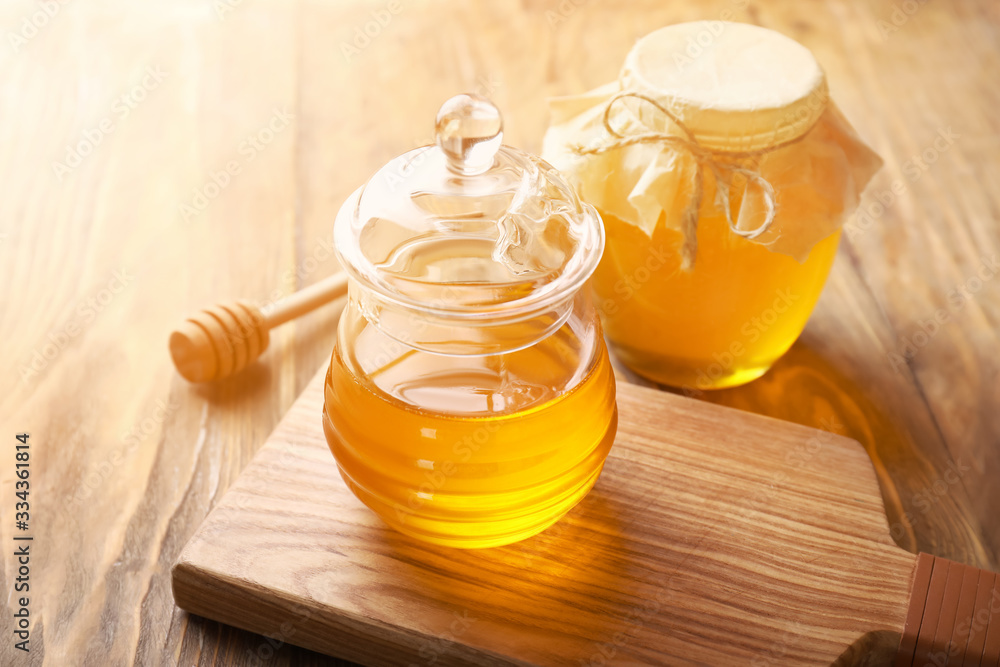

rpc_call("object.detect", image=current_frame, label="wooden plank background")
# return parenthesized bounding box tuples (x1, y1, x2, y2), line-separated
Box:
(1, 0, 997, 664)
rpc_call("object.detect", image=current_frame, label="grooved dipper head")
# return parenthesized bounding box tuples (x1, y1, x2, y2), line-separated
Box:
(169, 300, 269, 383)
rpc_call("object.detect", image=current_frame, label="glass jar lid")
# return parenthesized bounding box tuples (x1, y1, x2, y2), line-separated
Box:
(334, 94, 604, 320)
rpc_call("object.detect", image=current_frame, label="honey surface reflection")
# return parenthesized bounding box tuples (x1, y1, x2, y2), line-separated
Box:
(673, 343, 915, 549)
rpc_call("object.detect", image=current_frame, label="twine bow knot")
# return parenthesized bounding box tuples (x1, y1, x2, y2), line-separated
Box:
(573, 92, 807, 269)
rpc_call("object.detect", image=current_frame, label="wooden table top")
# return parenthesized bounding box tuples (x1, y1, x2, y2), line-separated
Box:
(3, 0, 997, 664)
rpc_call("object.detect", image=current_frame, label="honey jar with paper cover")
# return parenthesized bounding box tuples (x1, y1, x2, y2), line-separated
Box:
(543, 22, 883, 389)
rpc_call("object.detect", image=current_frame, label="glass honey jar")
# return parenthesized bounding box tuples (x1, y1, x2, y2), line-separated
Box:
(324, 95, 617, 549)
(543, 22, 883, 390)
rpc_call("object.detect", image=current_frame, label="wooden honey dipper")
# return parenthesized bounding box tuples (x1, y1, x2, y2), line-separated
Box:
(169, 272, 349, 383)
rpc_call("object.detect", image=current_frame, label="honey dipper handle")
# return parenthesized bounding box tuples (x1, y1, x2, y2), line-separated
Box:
(262, 272, 349, 328)
(896, 553, 1000, 666)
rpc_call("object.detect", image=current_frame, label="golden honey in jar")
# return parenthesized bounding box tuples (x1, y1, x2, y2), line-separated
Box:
(543, 22, 882, 390)
(325, 95, 616, 548)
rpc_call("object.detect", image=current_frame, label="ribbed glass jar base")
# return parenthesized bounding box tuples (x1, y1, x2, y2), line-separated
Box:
(323, 310, 618, 549)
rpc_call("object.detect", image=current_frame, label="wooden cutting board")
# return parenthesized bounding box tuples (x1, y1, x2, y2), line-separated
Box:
(172, 368, 1000, 666)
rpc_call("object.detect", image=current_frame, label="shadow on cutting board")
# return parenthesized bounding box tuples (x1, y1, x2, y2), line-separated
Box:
(657, 339, 994, 569)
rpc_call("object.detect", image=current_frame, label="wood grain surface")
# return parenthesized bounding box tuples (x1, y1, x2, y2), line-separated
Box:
(1, 0, 997, 665)
(174, 369, 917, 666)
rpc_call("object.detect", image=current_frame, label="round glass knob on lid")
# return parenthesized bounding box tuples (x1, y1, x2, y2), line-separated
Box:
(435, 94, 504, 175)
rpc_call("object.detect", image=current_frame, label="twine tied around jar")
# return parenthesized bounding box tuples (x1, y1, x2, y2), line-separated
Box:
(572, 92, 818, 269)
